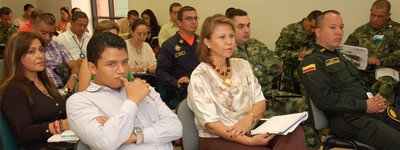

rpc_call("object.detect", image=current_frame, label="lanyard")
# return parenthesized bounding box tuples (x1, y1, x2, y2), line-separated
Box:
(72, 36, 86, 59)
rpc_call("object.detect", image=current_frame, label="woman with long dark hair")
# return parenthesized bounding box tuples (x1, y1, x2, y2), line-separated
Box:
(0, 32, 70, 149)
(141, 9, 161, 56)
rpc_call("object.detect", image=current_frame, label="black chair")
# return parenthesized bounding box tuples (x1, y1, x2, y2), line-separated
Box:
(306, 96, 375, 150)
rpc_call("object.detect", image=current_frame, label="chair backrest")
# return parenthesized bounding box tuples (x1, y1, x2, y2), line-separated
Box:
(306, 97, 329, 130)
(74, 140, 90, 150)
(176, 99, 199, 150)
(0, 114, 19, 150)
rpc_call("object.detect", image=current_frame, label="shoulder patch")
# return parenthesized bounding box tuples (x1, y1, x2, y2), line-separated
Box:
(325, 57, 340, 66)
(302, 64, 316, 73)
(319, 48, 326, 53)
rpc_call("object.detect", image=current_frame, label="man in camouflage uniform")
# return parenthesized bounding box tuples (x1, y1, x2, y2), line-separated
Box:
(275, 10, 322, 94)
(226, 9, 318, 149)
(0, 7, 18, 45)
(345, 0, 400, 106)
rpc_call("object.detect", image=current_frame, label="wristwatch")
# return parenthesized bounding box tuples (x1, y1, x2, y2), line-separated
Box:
(71, 74, 78, 81)
(133, 127, 143, 144)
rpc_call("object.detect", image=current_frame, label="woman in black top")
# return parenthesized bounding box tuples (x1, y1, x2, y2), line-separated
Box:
(141, 9, 161, 56)
(0, 32, 70, 149)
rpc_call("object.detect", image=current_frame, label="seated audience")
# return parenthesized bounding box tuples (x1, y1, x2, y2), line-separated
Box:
(0, 32, 69, 149)
(0, 7, 18, 45)
(67, 32, 182, 149)
(78, 20, 120, 92)
(117, 10, 139, 39)
(18, 8, 43, 32)
(54, 11, 91, 65)
(187, 14, 306, 150)
(127, 19, 157, 73)
(56, 6, 70, 32)
(141, 9, 161, 56)
(12, 4, 34, 27)
(65, 7, 82, 31)
(158, 2, 182, 47)
(298, 10, 400, 150)
(33, 14, 79, 91)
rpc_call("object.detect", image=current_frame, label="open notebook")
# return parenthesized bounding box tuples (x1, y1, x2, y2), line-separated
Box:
(251, 112, 308, 135)
(48, 130, 79, 143)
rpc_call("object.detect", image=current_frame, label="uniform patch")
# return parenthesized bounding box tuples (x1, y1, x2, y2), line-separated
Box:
(174, 45, 181, 51)
(302, 64, 316, 73)
(387, 107, 400, 122)
(343, 54, 351, 61)
(325, 57, 340, 66)
(174, 51, 186, 58)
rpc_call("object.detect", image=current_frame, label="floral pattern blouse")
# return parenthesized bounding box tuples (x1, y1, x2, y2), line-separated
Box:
(187, 58, 266, 138)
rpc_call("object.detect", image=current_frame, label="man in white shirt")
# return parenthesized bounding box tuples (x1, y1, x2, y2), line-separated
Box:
(13, 4, 34, 27)
(67, 32, 182, 150)
(158, 2, 182, 47)
(117, 10, 139, 39)
(54, 11, 91, 65)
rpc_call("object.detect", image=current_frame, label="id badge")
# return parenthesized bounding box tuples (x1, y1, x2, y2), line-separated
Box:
(79, 53, 86, 59)
(374, 34, 384, 40)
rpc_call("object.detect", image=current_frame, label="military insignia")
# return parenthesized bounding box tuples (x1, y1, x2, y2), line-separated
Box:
(174, 45, 181, 51)
(302, 64, 316, 73)
(383, 31, 394, 37)
(179, 39, 184, 43)
(319, 48, 326, 53)
(343, 54, 351, 61)
(325, 57, 340, 66)
(387, 107, 400, 122)
(174, 51, 186, 58)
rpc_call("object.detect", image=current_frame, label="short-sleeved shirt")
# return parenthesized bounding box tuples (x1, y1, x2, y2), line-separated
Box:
(54, 27, 91, 60)
(126, 40, 156, 68)
(187, 58, 265, 138)
(158, 21, 179, 47)
(45, 41, 74, 87)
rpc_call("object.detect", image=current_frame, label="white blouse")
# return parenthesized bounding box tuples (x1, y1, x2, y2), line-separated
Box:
(126, 40, 156, 68)
(187, 58, 266, 138)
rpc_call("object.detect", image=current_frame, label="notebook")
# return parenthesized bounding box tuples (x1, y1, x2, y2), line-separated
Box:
(251, 112, 308, 135)
(48, 130, 79, 143)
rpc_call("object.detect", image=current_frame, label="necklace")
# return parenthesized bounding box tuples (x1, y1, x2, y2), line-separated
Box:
(34, 81, 53, 99)
(210, 58, 231, 87)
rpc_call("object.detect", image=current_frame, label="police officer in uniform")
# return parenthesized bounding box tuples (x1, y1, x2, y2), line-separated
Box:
(298, 10, 400, 150)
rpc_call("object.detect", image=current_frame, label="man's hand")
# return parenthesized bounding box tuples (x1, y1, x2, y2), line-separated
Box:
(63, 76, 78, 92)
(121, 77, 150, 105)
(367, 57, 381, 66)
(177, 76, 190, 88)
(366, 94, 387, 114)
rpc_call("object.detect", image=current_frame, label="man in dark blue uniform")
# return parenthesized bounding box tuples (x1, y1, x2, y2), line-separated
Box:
(298, 10, 400, 150)
(156, 6, 199, 100)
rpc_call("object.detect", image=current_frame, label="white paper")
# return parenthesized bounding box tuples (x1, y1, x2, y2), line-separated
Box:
(337, 45, 369, 70)
(376, 68, 399, 83)
(251, 112, 308, 135)
(48, 130, 79, 143)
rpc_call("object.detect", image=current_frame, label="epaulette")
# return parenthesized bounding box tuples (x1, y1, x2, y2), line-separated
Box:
(319, 48, 326, 53)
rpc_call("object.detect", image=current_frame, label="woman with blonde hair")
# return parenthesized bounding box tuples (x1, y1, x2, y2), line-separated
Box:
(93, 20, 119, 35)
(0, 32, 70, 149)
(187, 14, 306, 150)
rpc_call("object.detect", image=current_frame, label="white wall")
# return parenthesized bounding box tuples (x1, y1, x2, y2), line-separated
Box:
(128, 0, 400, 50)
(71, 0, 94, 33)
(36, 0, 72, 25)
(1, 0, 37, 19)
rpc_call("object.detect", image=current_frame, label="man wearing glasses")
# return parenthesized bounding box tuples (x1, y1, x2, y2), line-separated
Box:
(158, 2, 182, 47)
(274, 10, 322, 94)
(156, 6, 199, 102)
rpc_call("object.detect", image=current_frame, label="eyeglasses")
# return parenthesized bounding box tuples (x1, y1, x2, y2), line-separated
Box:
(181, 16, 199, 21)
(172, 11, 178, 15)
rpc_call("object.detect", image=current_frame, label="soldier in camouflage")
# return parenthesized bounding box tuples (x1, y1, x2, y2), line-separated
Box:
(275, 10, 322, 95)
(0, 7, 18, 45)
(345, 0, 400, 106)
(226, 9, 318, 149)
